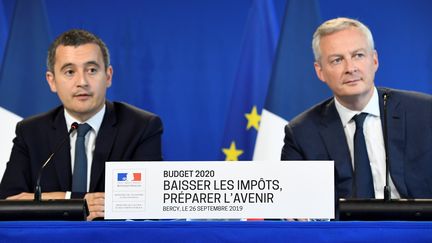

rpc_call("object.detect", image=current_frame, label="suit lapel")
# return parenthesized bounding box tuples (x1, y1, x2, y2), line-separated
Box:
(49, 108, 72, 191)
(90, 101, 118, 191)
(378, 88, 407, 197)
(319, 100, 354, 198)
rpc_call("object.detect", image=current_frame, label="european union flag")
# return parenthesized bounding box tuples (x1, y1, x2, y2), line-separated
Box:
(220, 0, 280, 161)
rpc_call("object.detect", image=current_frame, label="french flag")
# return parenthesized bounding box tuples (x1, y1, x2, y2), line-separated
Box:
(0, 0, 58, 179)
(117, 173, 141, 182)
(253, 0, 331, 160)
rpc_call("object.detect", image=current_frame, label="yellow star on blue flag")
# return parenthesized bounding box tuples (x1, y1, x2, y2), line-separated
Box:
(222, 141, 244, 161)
(245, 106, 261, 131)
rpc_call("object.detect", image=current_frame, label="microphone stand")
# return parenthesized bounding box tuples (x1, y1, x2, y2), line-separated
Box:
(338, 91, 432, 220)
(0, 123, 89, 221)
(34, 123, 78, 201)
(383, 93, 391, 201)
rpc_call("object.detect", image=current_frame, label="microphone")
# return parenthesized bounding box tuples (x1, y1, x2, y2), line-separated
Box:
(338, 90, 432, 221)
(382, 92, 391, 201)
(0, 122, 88, 221)
(34, 122, 79, 201)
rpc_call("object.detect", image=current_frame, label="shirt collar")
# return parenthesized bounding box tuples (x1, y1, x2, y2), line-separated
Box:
(64, 105, 106, 134)
(334, 87, 380, 127)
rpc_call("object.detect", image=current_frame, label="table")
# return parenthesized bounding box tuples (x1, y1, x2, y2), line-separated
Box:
(0, 221, 431, 242)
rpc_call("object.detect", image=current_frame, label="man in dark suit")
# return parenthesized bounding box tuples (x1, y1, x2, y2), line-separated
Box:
(281, 17, 432, 199)
(0, 29, 163, 220)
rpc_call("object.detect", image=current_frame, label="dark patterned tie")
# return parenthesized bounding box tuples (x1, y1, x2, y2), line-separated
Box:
(72, 123, 92, 192)
(353, 113, 375, 198)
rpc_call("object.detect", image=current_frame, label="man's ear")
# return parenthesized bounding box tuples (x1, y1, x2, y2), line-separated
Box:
(105, 66, 113, 88)
(373, 50, 379, 72)
(314, 61, 326, 83)
(46, 71, 57, 93)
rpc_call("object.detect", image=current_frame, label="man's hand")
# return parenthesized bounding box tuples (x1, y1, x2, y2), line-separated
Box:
(6, 192, 66, 200)
(84, 192, 105, 221)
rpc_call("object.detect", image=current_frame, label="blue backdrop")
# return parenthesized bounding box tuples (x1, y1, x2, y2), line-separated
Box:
(0, 0, 431, 161)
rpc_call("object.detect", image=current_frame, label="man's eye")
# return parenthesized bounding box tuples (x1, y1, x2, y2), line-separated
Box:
(330, 58, 342, 65)
(354, 53, 365, 59)
(64, 70, 74, 76)
(88, 68, 98, 74)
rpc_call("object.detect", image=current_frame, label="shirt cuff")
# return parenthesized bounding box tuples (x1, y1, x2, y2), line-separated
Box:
(65, 191, 72, 199)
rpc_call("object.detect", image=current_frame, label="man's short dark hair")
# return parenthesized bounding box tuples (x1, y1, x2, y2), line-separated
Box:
(47, 29, 110, 73)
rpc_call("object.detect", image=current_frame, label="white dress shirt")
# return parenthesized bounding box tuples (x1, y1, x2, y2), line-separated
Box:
(334, 87, 400, 199)
(64, 105, 105, 197)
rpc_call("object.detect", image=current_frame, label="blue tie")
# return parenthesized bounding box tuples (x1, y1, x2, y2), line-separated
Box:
(72, 123, 92, 193)
(353, 113, 375, 198)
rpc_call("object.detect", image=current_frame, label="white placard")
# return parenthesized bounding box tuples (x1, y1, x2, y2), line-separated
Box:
(105, 161, 334, 219)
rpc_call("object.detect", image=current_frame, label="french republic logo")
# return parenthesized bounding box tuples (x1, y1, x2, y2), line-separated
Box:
(117, 172, 142, 182)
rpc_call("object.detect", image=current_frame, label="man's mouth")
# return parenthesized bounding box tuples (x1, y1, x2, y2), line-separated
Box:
(74, 93, 92, 98)
(343, 78, 362, 85)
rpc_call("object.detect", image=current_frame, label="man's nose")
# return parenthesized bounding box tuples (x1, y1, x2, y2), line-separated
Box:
(344, 59, 358, 74)
(76, 71, 89, 86)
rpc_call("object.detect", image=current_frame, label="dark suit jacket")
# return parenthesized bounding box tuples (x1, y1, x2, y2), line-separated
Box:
(281, 87, 432, 199)
(0, 101, 163, 199)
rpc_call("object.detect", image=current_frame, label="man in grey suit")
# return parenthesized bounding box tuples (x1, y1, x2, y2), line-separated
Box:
(282, 17, 432, 200)
(0, 29, 163, 220)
